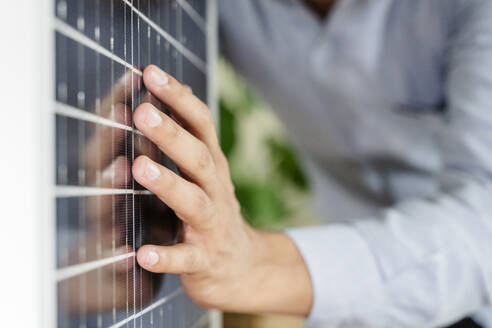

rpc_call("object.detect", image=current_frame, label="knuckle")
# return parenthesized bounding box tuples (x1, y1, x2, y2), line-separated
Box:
(175, 83, 189, 99)
(184, 85, 193, 94)
(195, 144, 213, 171)
(190, 190, 216, 230)
(185, 251, 201, 273)
(163, 170, 178, 190)
(161, 116, 179, 140)
(196, 109, 213, 130)
(191, 190, 211, 216)
(217, 151, 229, 169)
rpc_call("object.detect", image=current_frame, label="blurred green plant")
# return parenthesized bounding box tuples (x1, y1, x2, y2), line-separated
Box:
(234, 181, 287, 228)
(265, 137, 309, 191)
(219, 64, 309, 229)
(219, 99, 237, 159)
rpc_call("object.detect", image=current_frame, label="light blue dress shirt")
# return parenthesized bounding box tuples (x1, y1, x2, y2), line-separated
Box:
(219, 0, 492, 327)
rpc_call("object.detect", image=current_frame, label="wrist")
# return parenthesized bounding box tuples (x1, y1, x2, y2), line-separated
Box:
(248, 229, 313, 316)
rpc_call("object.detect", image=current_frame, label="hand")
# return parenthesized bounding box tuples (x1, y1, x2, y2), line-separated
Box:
(132, 65, 313, 315)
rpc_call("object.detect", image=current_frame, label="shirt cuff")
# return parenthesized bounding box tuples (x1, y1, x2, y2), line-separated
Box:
(286, 224, 382, 326)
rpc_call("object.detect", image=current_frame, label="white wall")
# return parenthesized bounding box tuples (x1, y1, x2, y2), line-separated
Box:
(0, 0, 52, 327)
(0, 0, 51, 326)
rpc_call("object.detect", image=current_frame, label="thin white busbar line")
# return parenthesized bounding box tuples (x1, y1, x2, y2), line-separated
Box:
(55, 102, 143, 136)
(54, 18, 142, 77)
(56, 252, 136, 282)
(55, 186, 153, 198)
(123, 0, 207, 73)
(109, 288, 184, 328)
(177, 0, 206, 32)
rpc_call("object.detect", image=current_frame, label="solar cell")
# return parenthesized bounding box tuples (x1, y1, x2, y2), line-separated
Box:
(53, 1, 214, 327)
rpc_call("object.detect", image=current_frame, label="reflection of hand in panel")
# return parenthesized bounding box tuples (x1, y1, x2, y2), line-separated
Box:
(59, 68, 177, 316)
(83, 69, 139, 267)
(83, 69, 139, 187)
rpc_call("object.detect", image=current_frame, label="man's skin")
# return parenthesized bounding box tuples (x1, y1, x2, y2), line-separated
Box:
(133, 65, 314, 316)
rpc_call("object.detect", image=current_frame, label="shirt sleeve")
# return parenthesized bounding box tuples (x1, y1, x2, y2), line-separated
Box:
(288, 2, 492, 327)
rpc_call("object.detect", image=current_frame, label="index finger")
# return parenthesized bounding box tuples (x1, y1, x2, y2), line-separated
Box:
(142, 65, 221, 161)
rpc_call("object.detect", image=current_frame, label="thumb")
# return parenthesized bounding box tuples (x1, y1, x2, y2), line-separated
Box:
(137, 243, 207, 274)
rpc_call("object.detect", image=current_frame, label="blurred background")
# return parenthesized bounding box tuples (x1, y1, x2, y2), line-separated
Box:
(218, 59, 320, 328)
(218, 59, 319, 231)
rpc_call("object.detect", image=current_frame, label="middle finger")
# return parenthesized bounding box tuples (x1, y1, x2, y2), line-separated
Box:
(133, 102, 220, 196)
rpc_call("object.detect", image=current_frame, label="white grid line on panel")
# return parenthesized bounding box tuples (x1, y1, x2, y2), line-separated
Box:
(177, 0, 206, 32)
(55, 18, 143, 77)
(55, 186, 152, 198)
(122, 0, 207, 73)
(55, 102, 144, 136)
(109, 288, 184, 328)
(56, 252, 136, 282)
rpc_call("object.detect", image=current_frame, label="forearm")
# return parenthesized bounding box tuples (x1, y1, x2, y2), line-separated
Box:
(249, 230, 313, 316)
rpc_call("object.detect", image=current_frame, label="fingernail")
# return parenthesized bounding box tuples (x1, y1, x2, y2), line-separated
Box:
(144, 251, 159, 267)
(145, 108, 162, 128)
(149, 68, 169, 87)
(146, 161, 160, 180)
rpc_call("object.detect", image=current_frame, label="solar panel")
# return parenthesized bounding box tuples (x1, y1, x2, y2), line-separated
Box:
(53, 1, 215, 327)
